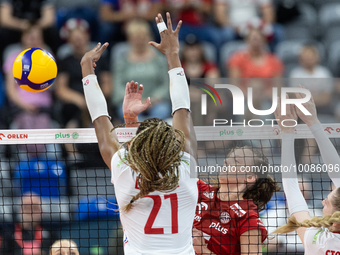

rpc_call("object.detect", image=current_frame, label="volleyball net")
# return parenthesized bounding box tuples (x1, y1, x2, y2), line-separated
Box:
(0, 124, 339, 254)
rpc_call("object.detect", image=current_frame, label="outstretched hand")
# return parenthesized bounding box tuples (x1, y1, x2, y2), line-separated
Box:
(294, 85, 319, 127)
(81, 42, 109, 77)
(148, 12, 182, 56)
(122, 81, 151, 117)
(274, 95, 298, 134)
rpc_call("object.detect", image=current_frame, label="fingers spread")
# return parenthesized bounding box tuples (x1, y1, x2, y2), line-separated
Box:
(174, 20, 182, 35)
(166, 12, 172, 31)
(138, 84, 144, 95)
(157, 13, 163, 23)
(133, 82, 138, 93)
(148, 41, 159, 49)
(125, 82, 130, 94)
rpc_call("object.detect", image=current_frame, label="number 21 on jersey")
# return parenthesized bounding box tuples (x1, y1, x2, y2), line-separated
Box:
(144, 194, 178, 234)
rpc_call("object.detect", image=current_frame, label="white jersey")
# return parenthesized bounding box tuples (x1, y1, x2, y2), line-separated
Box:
(111, 148, 198, 255)
(304, 227, 340, 255)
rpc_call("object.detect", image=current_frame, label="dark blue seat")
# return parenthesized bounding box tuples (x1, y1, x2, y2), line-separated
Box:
(14, 158, 67, 197)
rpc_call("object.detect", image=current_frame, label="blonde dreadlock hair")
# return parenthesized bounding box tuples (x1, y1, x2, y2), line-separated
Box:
(111, 118, 185, 213)
(272, 187, 340, 235)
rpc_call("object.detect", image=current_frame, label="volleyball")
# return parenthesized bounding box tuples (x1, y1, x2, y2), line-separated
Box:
(12, 48, 57, 93)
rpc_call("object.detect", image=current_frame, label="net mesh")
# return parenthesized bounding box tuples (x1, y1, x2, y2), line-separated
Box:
(0, 125, 337, 254)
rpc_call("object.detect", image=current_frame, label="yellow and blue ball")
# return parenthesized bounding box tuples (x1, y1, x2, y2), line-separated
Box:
(12, 48, 57, 93)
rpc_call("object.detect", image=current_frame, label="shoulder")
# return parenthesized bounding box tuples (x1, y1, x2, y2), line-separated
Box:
(316, 66, 333, 77)
(111, 148, 127, 168)
(197, 179, 218, 197)
(289, 66, 305, 78)
(229, 50, 248, 62)
(204, 61, 218, 71)
(305, 227, 340, 250)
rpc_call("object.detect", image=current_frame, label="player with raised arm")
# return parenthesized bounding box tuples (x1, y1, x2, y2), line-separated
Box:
(273, 92, 340, 254)
(192, 148, 280, 255)
(80, 12, 198, 255)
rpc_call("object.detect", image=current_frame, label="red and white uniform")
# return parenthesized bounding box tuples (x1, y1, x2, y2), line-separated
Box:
(111, 148, 198, 255)
(304, 228, 340, 255)
(194, 180, 267, 254)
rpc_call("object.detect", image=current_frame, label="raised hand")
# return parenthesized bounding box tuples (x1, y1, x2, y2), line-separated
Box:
(274, 95, 298, 134)
(81, 42, 109, 77)
(148, 12, 182, 56)
(294, 86, 319, 127)
(122, 81, 151, 118)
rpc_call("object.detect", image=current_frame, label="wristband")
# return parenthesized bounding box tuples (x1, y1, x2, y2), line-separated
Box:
(82, 74, 110, 122)
(124, 116, 137, 119)
(168, 67, 190, 115)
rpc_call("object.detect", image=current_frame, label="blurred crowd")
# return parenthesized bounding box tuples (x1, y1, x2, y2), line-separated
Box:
(0, 0, 340, 254)
(0, 0, 340, 133)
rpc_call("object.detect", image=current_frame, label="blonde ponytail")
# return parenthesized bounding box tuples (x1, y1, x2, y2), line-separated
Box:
(272, 211, 340, 235)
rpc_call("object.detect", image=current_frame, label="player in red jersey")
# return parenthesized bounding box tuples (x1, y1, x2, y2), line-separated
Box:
(193, 147, 280, 254)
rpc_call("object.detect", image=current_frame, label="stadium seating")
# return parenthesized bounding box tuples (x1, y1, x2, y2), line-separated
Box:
(283, 3, 317, 40)
(275, 40, 326, 65)
(327, 40, 340, 76)
(14, 158, 68, 197)
(219, 41, 247, 77)
(319, 3, 340, 28)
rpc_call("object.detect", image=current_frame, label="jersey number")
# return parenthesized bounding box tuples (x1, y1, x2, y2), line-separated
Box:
(144, 194, 178, 234)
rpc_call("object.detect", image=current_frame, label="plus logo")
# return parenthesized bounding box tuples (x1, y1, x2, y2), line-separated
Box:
(0, 134, 5, 140)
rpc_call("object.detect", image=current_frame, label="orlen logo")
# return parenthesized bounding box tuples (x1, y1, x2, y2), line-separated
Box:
(208, 222, 228, 235)
(0, 133, 28, 140)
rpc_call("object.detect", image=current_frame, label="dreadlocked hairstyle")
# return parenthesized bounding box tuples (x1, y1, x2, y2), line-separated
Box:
(222, 146, 281, 212)
(111, 118, 185, 213)
(272, 187, 340, 235)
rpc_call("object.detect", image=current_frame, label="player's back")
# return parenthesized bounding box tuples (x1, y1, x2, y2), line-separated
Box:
(111, 149, 198, 254)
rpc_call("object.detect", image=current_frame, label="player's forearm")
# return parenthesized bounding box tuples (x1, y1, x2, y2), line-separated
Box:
(124, 116, 139, 127)
(281, 134, 309, 214)
(309, 123, 340, 188)
(81, 57, 95, 77)
(166, 52, 181, 70)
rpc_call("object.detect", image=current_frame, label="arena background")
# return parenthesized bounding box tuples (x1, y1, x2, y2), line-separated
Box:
(0, 0, 340, 254)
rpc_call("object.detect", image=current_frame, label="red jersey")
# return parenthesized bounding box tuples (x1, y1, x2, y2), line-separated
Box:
(193, 180, 267, 255)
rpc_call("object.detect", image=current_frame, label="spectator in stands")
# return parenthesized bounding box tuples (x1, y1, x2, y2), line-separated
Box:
(164, 0, 222, 51)
(99, 0, 162, 44)
(3, 26, 53, 151)
(289, 45, 334, 164)
(180, 34, 221, 126)
(50, 240, 79, 255)
(228, 28, 283, 79)
(290, 45, 333, 110)
(112, 19, 170, 121)
(214, 0, 284, 51)
(0, 0, 60, 60)
(56, 19, 111, 129)
(3, 193, 57, 255)
(227, 28, 283, 121)
(181, 34, 220, 80)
